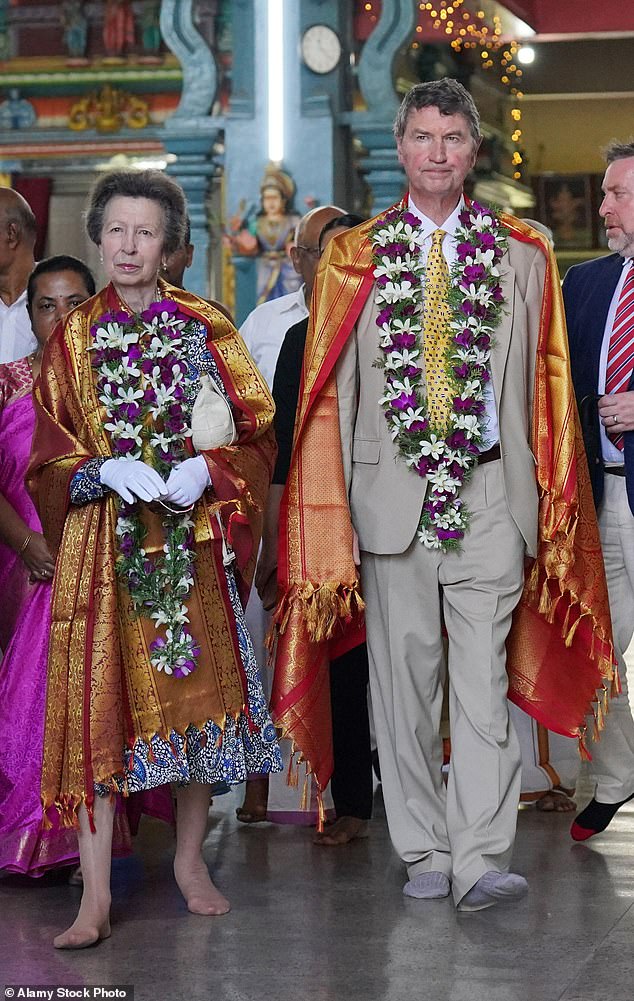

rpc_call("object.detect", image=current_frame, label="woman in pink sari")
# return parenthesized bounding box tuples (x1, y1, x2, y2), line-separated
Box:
(0, 256, 173, 875)
(0, 256, 95, 873)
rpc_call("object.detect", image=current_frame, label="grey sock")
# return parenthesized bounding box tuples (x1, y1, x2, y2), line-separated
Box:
(458, 871, 528, 912)
(403, 871, 451, 900)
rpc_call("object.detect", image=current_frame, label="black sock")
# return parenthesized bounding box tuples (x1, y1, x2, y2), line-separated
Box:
(574, 793, 634, 833)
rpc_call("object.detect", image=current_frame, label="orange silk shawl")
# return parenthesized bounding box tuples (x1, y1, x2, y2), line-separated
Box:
(28, 280, 276, 824)
(271, 204, 615, 798)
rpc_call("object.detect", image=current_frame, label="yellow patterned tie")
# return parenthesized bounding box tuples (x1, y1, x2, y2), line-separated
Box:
(422, 229, 452, 430)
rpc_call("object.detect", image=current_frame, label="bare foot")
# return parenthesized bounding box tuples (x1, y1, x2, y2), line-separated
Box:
(53, 894, 111, 949)
(174, 856, 230, 915)
(536, 787, 576, 813)
(313, 816, 369, 846)
(236, 775, 269, 824)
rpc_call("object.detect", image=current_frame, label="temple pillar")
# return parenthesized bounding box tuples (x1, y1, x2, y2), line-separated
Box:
(159, 0, 222, 298)
(343, 0, 416, 212)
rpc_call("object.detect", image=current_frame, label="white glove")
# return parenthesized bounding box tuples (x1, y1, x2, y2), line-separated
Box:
(100, 458, 168, 504)
(163, 456, 211, 509)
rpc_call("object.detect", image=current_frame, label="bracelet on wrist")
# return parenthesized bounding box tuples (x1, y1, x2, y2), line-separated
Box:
(19, 531, 33, 555)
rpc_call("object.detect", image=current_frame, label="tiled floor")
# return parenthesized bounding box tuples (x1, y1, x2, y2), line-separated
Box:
(1, 773, 633, 1001)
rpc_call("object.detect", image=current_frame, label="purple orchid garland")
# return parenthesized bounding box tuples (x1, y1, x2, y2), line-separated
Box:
(371, 201, 508, 551)
(90, 299, 201, 678)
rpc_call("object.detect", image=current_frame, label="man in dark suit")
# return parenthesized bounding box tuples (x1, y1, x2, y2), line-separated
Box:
(563, 140, 634, 841)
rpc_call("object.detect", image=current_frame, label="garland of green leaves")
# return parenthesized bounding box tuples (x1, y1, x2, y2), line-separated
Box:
(371, 201, 508, 551)
(90, 299, 201, 678)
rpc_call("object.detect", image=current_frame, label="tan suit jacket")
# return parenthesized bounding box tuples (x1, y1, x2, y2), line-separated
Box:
(336, 235, 546, 558)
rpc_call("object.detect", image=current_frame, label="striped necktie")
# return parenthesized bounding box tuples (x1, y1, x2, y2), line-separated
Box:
(605, 260, 634, 451)
(423, 229, 452, 430)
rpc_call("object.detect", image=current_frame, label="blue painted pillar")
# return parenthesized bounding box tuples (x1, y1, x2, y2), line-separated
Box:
(223, 0, 262, 323)
(159, 0, 222, 298)
(224, 0, 341, 323)
(345, 0, 415, 212)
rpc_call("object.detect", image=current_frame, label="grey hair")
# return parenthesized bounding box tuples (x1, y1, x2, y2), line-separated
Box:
(604, 140, 634, 164)
(393, 78, 481, 145)
(85, 170, 187, 255)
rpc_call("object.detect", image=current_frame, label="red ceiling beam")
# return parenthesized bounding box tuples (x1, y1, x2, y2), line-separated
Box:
(500, 0, 634, 34)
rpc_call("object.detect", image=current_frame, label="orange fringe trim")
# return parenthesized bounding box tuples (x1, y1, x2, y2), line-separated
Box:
(525, 558, 615, 686)
(275, 732, 327, 833)
(272, 580, 365, 644)
(514, 485, 616, 763)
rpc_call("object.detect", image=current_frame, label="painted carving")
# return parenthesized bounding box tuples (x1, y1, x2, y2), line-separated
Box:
(160, 0, 216, 121)
(103, 0, 135, 59)
(61, 0, 88, 60)
(0, 89, 37, 130)
(68, 84, 149, 132)
(224, 166, 301, 305)
(357, 0, 416, 115)
(138, 0, 162, 59)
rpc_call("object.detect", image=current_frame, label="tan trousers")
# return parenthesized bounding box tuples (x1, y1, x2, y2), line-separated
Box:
(588, 474, 634, 803)
(360, 460, 524, 903)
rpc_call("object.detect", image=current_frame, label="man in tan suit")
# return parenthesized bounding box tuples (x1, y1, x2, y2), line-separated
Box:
(335, 78, 543, 911)
(271, 78, 604, 912)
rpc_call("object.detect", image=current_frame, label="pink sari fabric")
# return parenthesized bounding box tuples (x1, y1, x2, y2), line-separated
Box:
(0, 361, 174, 876)
(0, 581, 174, 876)
(0, 360, 40, 651)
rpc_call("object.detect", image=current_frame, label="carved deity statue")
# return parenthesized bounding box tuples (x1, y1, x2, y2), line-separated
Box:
(138, 0, 161, 57)
(103, 0, 135, 58)
(0, 89, 37, 130)
(61, 0, 88, 59)
(225, 166, 301, 305)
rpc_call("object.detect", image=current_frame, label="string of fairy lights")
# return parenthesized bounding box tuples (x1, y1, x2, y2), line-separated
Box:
(361, 1, 525, 181)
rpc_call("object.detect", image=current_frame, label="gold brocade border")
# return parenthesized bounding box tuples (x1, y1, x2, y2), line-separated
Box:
(271, 204, 617, 801)
(36, 283, 275, 818)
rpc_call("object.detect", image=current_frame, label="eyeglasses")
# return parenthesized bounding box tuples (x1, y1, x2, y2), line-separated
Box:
(295, 245, 321, 258)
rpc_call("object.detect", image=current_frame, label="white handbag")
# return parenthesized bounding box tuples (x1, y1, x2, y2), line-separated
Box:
(190, 373, 237, 452)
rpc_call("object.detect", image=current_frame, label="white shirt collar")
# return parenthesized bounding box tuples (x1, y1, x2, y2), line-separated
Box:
(406, 195, 465, 240)
(279, 283, 307, 313)
(0, 287, 27, 311)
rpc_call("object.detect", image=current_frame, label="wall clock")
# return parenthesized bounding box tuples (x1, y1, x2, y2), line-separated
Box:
(300, 24, 342, 75)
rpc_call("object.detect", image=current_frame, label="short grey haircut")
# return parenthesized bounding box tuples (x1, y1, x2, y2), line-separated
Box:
(604, 140, 634, 165)
(393, 78, 481, 145)
(85, 170, 187, 255)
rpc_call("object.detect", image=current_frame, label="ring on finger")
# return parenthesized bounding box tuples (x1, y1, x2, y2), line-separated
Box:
(614, 414, 619, 425)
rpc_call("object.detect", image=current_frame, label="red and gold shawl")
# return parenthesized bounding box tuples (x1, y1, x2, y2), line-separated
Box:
(28, 280, 276, 825)
(271, 203, 615, 804)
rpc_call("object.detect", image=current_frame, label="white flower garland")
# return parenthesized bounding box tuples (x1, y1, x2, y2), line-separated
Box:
(371, 202, 508, 551)
(90, 300, 202, 678)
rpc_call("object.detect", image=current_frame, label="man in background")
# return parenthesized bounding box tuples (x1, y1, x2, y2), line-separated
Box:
(239, 204, 345, 386)
(563, 140, 634, 842)
(258, 213, 374, 845)
(0, 187, 37, 363)
(161, 215, 233, 323)
(236, 203, 346, 825)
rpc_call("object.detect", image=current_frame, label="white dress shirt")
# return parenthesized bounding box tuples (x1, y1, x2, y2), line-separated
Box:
(239, 285, 308, 390)
(0, 290, 37, 364)
(598, 255, 634, 464)
(407, 196, 499, 450)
